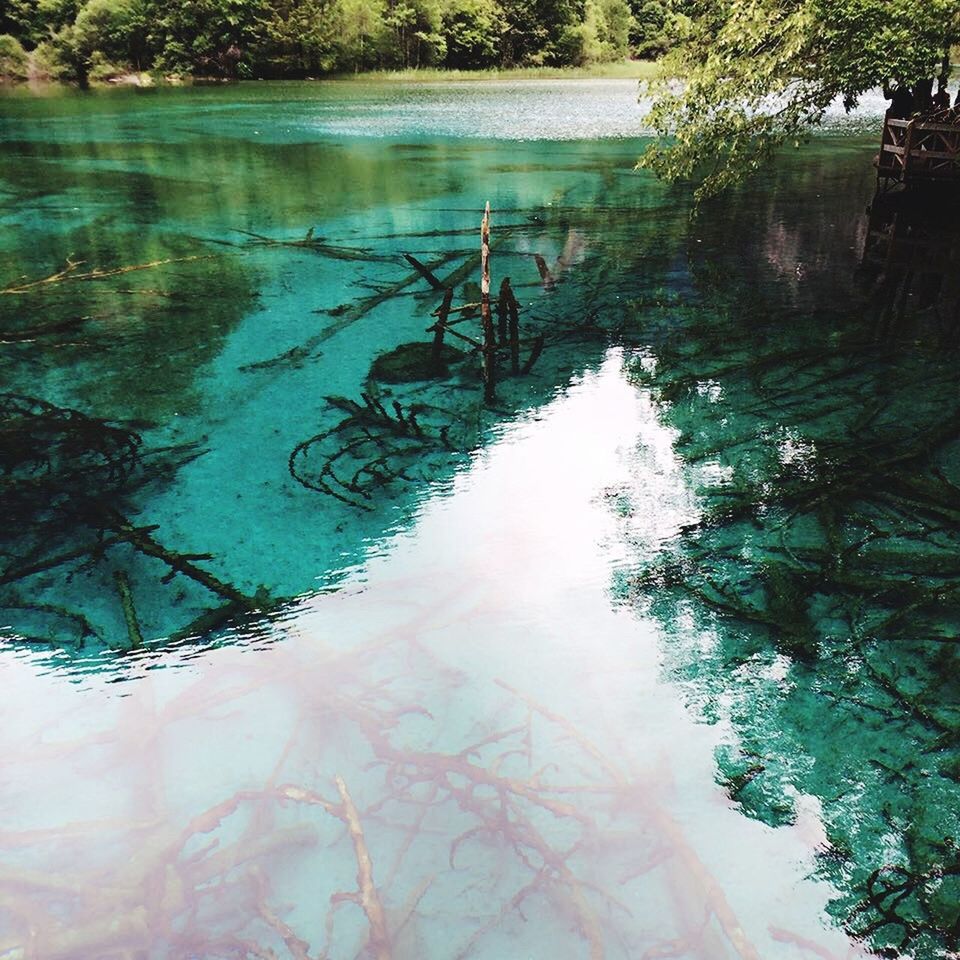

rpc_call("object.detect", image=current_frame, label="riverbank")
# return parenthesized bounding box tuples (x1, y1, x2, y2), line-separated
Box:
(326, 61, 661, 81)
(0, 59, 661, 90)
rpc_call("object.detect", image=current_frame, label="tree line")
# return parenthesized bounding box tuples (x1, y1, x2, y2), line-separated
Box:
(0, 0, 675, 84)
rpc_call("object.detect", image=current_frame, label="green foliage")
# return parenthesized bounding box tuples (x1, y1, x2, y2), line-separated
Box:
(19, 9, 150, 87)
(335, 0, 386, 71)
(641, 0, 960, 199)
(5, 0, 81, 48)
(383, 0, 446, 68)
(0, 33, 29, 79)
(442, 0, 503, 68)
(0, 0, 655, 79)
(597, 0, 634, 56)
(44, 26, 91, 83)
(28, 38, 70, 80)
(147, 0, 267, 76)
(556, 0, 633, 65)
(629, 0, 668, 56)
(86, 49, 126, 79)
(259, 0, 341, 74)
(498, 0, 587, 65)
(73, 0, 148, 69)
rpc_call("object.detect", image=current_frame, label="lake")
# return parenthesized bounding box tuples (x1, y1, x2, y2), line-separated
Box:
(1, 79, 958, 959)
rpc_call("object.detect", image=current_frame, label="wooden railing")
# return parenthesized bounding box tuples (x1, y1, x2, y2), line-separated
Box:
(877, 115, 960, 185)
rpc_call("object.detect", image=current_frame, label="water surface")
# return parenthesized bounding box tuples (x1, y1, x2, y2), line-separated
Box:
(1, 80, 957, 959)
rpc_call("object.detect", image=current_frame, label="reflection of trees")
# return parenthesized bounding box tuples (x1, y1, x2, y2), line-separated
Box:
(624, 181, 960, 957)
(687, 141, 877, 313)
(0, 231, 255, 422)
(0, 125, 481, 424)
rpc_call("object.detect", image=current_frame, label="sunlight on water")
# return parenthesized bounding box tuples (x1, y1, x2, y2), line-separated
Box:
(0, 79, 890, 144)
(0, 352, 862, 959)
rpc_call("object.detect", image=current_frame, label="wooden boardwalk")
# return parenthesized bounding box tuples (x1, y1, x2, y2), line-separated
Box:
(877, 113, 960, 187)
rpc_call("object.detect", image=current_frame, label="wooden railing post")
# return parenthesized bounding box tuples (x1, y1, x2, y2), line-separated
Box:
(480, 201, 496, 403)
(901, 118, 916, 182)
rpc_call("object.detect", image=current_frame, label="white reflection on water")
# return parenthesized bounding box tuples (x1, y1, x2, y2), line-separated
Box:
(0, 351, 864, 960)
(0, 79, 890, 145)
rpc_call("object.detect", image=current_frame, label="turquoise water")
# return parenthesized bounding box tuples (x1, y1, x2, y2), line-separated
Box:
(1, 80, 958, 958)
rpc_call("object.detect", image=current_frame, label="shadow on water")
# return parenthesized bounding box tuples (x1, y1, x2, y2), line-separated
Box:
(617, 150, 960, 957)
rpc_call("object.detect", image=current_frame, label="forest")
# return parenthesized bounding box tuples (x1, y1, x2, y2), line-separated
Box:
(0, 0, 672, 84)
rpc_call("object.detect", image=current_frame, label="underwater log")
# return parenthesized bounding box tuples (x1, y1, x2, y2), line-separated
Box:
(113, 570, 144, 650)
(432, 287, 455, 370)
(335, 774, 393, 960)
(522, 333, 545, 375)
(403, 253, 446, 291)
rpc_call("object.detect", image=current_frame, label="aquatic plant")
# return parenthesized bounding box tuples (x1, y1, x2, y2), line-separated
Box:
(0, 233, 255, 422)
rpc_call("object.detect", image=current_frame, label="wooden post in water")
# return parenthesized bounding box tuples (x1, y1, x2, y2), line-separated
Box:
(431, 286, 453, 372)
(506, 280, 521, 375)
(480, 202, 496, 403)
(497, 277, 510, 344)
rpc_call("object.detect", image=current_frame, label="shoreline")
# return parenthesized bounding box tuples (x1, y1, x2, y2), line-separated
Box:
(0, 61, 661, 92)
(324, 62, 661, 81)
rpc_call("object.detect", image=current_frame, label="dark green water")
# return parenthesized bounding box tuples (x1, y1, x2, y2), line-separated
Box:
(0, 80, 957, 959)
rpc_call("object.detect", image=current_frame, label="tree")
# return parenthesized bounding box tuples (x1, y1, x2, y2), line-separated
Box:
(259, 0, 342, 75)
(641, 0, 960, 199)
(72, 0, 149, 71)
(146, 0, 267, 76)
(337, 0, 387, 71)
(4, 0, 80, 47)
(497, 0, 584, 65)
(381, 0, 444, 67)
(628, 0, 668, 57)
(595, 0, 634, 58)
(441, 0, 502, 68)
(0, 33, 29, 77)
(553, 0, 633, 64)
(0, 0, 660, 78)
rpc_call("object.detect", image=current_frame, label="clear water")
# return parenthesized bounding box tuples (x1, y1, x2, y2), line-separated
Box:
(1, 80, 957, 959)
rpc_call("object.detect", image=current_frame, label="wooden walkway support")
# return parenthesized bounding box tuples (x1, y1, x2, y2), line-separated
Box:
(479, 202, 497, 403)
(861, 187, 960, 281)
